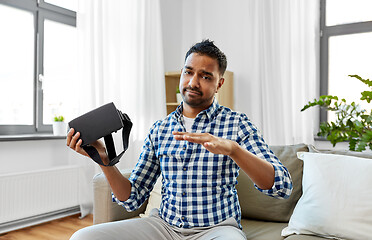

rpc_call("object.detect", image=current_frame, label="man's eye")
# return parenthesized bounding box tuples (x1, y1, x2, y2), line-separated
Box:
(202, 76, 211, 80)
(184, 70, 192, 75)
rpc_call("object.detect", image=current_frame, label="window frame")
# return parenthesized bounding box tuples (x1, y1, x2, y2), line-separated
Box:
(0, 0, 76, 135)
(319, 0, 372, 123)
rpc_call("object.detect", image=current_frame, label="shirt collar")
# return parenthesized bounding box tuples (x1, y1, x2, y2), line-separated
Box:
(174, 98, 220, 121)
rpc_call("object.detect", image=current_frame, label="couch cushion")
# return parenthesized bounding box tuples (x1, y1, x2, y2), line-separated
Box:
(241, 219, 287, 240)
(242, 219, 325, 240)
(282, 152, 372, 240)
(237, 143, 307, 222)
(141, 176, 162, 217)
(284, 234, 326, 240)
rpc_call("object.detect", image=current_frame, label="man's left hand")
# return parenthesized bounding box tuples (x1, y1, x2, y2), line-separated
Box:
(172, 131, 238, 156)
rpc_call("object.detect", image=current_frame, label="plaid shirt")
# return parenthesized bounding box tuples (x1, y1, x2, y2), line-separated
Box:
(113, 99, 292, 228)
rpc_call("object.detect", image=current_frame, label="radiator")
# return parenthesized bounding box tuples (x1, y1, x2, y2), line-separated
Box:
(0, 166, 80, 225)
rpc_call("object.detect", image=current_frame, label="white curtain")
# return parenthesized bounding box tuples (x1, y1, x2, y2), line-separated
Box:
(249, 0, 320, 145)
(75, 0, 166, 217)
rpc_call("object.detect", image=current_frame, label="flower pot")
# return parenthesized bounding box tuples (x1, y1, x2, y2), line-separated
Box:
(53, 122, 67, 136)
(176, 93, 182, 104)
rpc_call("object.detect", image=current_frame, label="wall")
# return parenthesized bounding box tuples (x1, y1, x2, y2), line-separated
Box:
(0, 139, 82, 175)
(159, 0, 183, 72)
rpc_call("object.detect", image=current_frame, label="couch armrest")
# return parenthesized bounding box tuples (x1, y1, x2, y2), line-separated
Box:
(93, 168, 148, 224)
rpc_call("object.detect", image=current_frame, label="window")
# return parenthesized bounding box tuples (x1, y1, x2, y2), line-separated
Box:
(320, 0, 372, 123)
(0, 0, 77, 135)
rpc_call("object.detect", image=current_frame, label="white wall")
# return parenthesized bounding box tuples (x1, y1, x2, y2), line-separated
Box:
(0, 139, 85, 175)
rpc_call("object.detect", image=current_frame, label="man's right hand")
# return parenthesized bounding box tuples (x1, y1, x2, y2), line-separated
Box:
(66, 128, 109, 165)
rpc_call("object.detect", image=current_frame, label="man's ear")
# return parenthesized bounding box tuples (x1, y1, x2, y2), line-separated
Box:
(216, 78, 225, 92)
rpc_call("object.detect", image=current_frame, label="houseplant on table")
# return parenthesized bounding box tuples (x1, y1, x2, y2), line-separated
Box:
(301, 75, 372, 151)
(53, 115, 67, 136)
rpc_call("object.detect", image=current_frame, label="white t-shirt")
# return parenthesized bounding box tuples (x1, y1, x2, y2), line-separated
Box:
(183, 115, 195, 132)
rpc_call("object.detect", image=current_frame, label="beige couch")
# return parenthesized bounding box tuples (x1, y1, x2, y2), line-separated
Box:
(92, 144, 371, 239)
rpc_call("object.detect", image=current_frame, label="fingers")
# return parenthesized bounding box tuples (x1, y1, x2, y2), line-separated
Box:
(204, 142, 214, 148)
(172, 131, 186, 135)
(172, 131, 185, 141)
(66, 128, 74, 146)
(172, 131, 211, 144)
(75, 139, 83, 152)
(184, 135, 203, 144)
(173, 131, 208, 137)
(173, 131, 235, 156)
(172, 131, 187, 139)
(173, 131, 190, 141)
(70, 131, 80, 148)
(66, 128, 90, 158)
(173, 131, 205, 136)
(67, 128, 83, 151)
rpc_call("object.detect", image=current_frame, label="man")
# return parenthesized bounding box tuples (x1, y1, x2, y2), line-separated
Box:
(68, 39, 292, 240)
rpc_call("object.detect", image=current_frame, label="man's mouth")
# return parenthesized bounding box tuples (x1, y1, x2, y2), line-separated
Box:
(185, 88, 202, 96)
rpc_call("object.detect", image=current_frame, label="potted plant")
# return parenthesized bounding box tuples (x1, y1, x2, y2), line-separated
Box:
(53, 115, 67, 136)
(301, 75, 372, 151)
(176, 87, 182, 104)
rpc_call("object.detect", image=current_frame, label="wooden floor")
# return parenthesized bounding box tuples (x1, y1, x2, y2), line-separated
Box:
(0, 214, 93, 240)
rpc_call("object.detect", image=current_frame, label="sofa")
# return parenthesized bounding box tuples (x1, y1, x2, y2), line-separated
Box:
(92, 144, 372, 240)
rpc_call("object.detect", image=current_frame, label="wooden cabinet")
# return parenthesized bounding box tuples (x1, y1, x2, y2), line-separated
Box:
(164, 71, 234, 115)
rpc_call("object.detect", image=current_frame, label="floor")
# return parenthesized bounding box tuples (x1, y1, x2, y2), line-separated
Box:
(0, 214, 93, 240)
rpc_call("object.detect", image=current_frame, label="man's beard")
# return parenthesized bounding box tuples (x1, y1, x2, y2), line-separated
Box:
(182, 86, 213, 108)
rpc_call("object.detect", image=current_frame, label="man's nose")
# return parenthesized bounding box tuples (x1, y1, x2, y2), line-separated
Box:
(188, 74, 200, 88)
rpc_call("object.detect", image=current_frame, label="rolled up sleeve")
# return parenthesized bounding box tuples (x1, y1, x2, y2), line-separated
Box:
(237, 116, 293, 199)
(112, 121, 161, 211)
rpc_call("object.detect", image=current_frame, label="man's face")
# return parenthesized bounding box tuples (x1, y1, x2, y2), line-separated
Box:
(179, 53, 224, 110)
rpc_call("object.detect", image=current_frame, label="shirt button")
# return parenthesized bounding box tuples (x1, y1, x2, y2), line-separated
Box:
(183, 167, 187, 171)
(182, 192, 186, 196)
(183, 146, 186, 150)
(181, 216, 185, 220)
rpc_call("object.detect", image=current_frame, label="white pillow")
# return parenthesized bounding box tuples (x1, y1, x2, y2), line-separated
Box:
(281, 152, 372, 240)
(139, 176, 162, 218)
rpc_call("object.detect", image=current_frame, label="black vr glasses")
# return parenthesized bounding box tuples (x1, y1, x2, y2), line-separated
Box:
(68, 102, 132, 166)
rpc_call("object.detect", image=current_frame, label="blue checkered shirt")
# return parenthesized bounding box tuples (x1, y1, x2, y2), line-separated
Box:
(113, 99, 292, 228)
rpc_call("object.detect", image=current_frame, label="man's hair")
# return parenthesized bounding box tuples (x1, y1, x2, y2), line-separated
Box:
(185, 39, 227, 76)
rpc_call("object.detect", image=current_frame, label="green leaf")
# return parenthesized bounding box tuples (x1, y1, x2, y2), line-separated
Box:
(356, 141, 367, 152)
(360, 91, 372, 103)
(349, 74, 372, 88)
(349, 138, 357, 151)
(54, 116, 64, 122)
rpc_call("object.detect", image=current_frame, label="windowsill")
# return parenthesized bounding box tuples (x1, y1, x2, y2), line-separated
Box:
(0, 134, 66, 141)
(314, 136, 329, 141)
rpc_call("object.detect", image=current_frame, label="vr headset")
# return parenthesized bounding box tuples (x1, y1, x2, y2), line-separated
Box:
(68, 102, 132, 166)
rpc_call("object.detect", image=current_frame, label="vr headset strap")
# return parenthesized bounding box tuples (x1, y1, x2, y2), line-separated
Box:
(82, 113, 132, 166)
